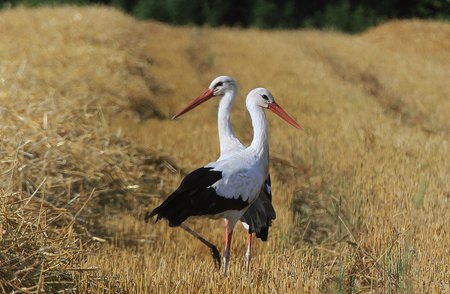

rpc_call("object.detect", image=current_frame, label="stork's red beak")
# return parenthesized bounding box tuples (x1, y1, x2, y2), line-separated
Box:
(268, 102, 303, 130)
(172, 88, 215, 119)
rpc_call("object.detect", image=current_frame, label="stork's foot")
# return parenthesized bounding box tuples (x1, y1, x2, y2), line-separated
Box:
(179, 224, 221, 269)
(209, 245, 221, 269)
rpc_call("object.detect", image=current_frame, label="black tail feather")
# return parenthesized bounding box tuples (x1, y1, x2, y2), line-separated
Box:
(240, 185, 276, 241)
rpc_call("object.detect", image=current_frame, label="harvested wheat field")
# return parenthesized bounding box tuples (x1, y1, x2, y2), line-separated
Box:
(0, 6, 449, 293)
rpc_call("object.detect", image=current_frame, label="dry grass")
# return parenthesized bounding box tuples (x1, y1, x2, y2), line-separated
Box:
(0, 6, 449, 293)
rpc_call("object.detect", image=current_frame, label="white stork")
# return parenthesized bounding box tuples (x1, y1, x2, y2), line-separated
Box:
(146, 88, 301, 274)
(172, 76, 276, 271)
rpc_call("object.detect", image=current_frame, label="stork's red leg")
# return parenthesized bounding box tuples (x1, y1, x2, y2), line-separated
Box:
(245, 233, 254, 272)
(223, 219, 234, 275)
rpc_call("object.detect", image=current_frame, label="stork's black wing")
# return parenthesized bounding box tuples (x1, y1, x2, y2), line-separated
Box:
(146, 167, 249, 227)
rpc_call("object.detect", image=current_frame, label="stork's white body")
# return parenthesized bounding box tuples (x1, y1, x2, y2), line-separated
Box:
(209, 149, 268, 205)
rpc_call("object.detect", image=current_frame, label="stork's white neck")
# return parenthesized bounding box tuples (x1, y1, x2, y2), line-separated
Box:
(218, 88, 242, 155)
(247, 103, 269, 160)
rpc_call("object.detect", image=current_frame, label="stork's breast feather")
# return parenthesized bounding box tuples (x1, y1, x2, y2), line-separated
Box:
(211, 169, 264, 202)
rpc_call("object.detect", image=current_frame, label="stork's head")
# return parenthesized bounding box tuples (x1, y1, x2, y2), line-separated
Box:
(209, 76, 236, 97)
(247, 88, 302, 130)
(172, 76, 236, 119)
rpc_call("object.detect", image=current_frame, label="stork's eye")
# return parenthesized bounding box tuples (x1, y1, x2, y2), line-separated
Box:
(215, 81, 223, 87)
(261, 94, 269, 101)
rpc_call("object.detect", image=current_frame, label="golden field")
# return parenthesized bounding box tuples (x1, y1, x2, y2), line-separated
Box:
(0, 6, 449, 293)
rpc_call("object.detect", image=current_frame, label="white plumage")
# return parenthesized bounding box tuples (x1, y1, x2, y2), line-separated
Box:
(147, 87, 301, 275)
(173, 76, 278, 271)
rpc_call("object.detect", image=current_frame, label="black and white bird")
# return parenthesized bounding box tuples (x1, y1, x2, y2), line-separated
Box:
(172, 76, 276, 271)
(146, 88, 301, 274)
